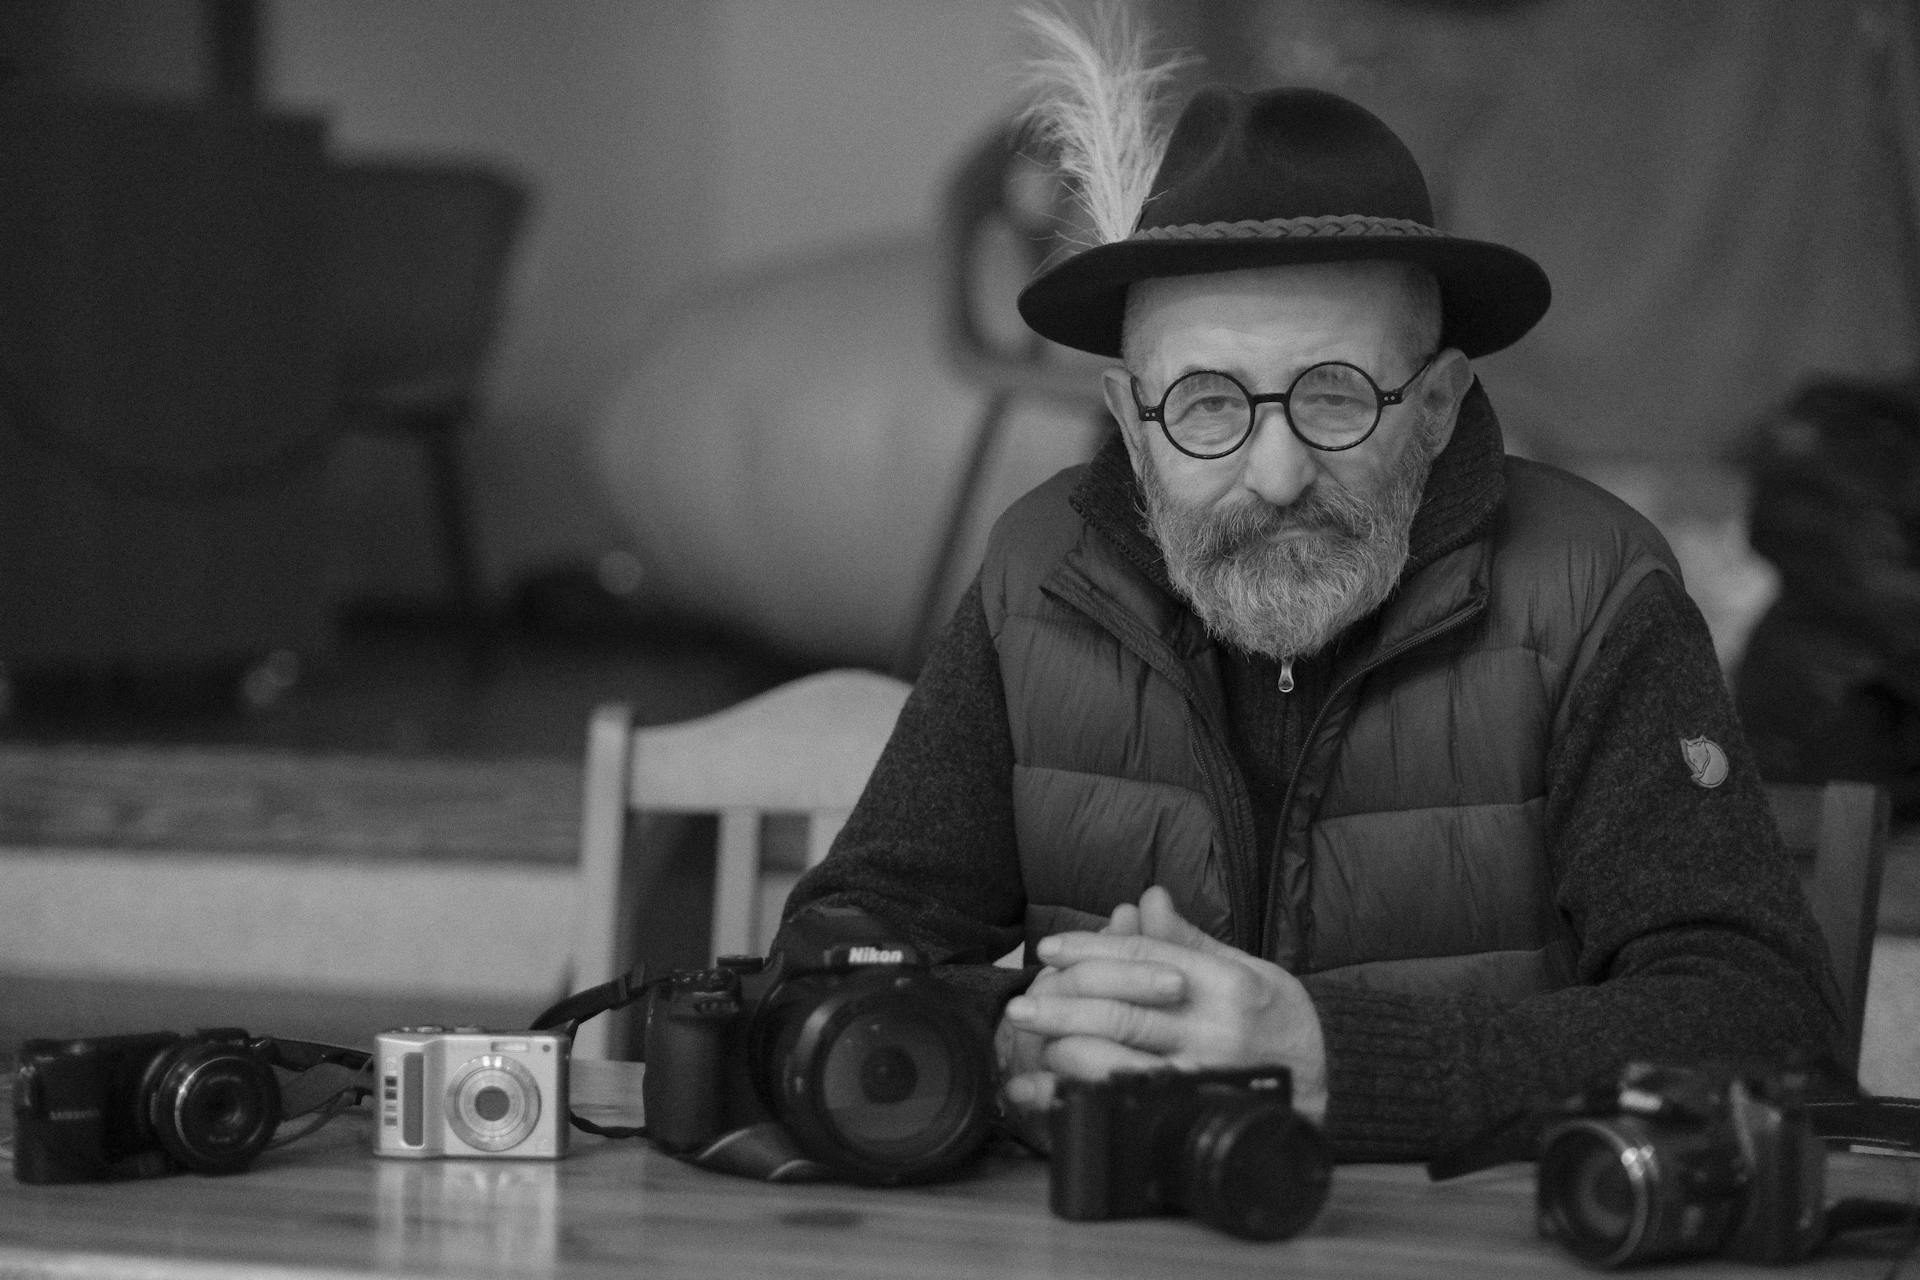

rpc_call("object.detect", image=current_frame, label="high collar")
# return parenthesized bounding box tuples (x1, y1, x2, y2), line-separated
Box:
(1067, 378, 1509, 603)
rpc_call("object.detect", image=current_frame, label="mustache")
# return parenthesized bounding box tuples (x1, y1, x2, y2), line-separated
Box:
(1186, 482, 1383, 560)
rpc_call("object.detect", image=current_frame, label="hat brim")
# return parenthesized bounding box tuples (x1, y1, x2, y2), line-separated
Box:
(1016, 233, 1551, 361)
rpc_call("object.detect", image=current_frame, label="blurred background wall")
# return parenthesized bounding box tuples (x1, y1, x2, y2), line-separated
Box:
(4, 0, 1916, 672)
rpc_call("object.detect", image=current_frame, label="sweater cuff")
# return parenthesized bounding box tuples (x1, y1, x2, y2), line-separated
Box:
(934, 961, 1040, 1030)
(1306, 980, 1448, 1161)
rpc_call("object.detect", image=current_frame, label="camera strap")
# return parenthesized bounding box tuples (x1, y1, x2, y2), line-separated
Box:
(258, 1037, 374, 1122)
(1807, 1095, 1920, 1153)
(528, 965, 656, 1141)
(529, 962, 654, 1043)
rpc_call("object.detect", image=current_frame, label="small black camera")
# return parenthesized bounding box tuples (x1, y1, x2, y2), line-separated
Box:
(12, 1029, 284, 1183)
(1048, 1066, 1332, 1241)
(1537, 1061, 1827, 1268)
(640, 943, 994, 1185)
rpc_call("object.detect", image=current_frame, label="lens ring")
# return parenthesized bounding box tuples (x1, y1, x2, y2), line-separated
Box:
(148, 1042, 281, 1174)
(769, 975, 990, 1184)
(1182, 1100, 1332, 1241)
(445, 1054, 541, 1153)
(1538, 1120, 1655, 1267)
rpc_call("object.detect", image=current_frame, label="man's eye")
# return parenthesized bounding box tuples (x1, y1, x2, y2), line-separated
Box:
(1298, 392, 1368, 411)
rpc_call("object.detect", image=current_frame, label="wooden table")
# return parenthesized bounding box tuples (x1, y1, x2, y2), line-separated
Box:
(2, 1059, 1914, 1279)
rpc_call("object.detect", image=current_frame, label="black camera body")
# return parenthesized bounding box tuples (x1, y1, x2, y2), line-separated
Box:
(1049, 1066, 1332, 1241)
(640, 943, 993, 1185)
(13, 1029, 284, 1184)
(1537, 1061, 1826, 1268)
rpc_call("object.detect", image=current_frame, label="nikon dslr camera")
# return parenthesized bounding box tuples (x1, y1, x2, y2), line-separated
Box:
(373, 1027, 568, 1160)
(1049, 1066, 1333, 1240)
(13, 1029, 286, 1183)
(640, 943, 993, 1184)
(1537, 1061, 1826, 1268)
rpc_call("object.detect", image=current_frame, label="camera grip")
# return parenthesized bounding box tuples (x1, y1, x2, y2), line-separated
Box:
(641, 979, 739, 1152)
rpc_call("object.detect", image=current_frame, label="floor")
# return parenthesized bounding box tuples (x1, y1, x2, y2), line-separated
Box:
(0, 605, 820, 762)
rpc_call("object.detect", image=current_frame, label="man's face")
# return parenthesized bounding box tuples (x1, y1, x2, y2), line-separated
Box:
(1102, 261, 1468, 659)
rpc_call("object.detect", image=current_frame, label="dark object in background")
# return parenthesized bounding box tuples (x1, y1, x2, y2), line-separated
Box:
(329, 160, 530, 682)
(1536, 1061, 1825, 1268)
(1735, 376, 1920, 820)
(0, 91, 333, 689)
(1049, 1066, 1332, 1241)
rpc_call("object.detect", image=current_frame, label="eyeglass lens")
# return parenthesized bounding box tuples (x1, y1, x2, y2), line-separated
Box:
(1161, 363, 1383, 455)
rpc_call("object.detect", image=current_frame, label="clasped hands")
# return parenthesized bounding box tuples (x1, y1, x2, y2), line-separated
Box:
(996, 886, 1328, 1143)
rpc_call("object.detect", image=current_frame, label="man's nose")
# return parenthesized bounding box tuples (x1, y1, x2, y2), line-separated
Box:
(1235, 404, 1318, 507)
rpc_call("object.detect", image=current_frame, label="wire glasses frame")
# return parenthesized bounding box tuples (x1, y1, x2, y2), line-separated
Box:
(1131, 353, 1438, 459)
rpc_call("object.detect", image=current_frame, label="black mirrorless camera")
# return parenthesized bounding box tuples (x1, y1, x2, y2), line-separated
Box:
(640, 943, 994, 1185)
(13, 1029, 286, 1183)
(1537, 1061, 1826, 1268)
(1050, 1066, 1333, 1240)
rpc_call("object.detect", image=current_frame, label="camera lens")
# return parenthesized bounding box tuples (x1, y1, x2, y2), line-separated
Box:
(1538, 1116, 1745, 1267)
(822, 1016, 946, 1144)
(1563, 1129, 1636, 1246)
(1176, 1095, 1331, 1241)
(446, 1055, 541, 1153)
(762, 972, 991, 1184)
(473, 1086, 513, 1122)
(857, 1044, 920, 1107)
(1538, 1122, 1651, 1265)
(145, 1041, 281, 1175)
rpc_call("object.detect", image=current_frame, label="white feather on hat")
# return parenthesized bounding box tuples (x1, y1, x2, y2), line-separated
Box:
(1018, 2, 1193, 249)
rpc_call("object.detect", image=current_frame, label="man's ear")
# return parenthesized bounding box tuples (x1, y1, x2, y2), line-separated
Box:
(1102, 366, 1149, 474)
(1417, 348, 1474, 451)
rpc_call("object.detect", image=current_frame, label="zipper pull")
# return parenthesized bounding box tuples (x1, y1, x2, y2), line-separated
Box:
(1278, 656, 1295, 694)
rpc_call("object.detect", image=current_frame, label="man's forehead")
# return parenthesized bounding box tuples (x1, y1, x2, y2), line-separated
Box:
(1124, 260, 1420, 374)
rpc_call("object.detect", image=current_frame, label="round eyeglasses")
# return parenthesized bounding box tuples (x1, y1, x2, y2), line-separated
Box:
(1131, 353, 1437, 459)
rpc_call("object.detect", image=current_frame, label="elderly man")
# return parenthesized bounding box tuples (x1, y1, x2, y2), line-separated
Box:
(775, 80, 1843, 1162)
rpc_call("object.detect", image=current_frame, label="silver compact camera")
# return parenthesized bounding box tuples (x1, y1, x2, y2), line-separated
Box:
(373, 1027, 569, 1160)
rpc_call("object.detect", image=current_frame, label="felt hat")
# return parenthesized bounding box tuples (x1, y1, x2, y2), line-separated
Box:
(1016, 85, 1551, 359)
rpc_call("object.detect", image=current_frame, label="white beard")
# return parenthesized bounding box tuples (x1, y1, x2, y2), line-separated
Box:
(1139, 416, 1442, 659)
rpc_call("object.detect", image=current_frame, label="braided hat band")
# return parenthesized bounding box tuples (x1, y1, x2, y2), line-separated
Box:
(1131, 215, 1444, 243)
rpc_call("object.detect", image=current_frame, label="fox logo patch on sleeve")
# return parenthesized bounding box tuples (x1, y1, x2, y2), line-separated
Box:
(1680, 736, 1729, 788)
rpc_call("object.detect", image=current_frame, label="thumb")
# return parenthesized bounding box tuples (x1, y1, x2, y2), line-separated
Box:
(1137, 885, 1235, 955)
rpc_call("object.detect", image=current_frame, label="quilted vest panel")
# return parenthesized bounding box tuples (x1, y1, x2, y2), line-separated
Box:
(980, 455, 1677, 1003)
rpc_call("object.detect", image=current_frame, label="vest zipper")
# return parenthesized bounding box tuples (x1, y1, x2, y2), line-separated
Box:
(1267, 606, 1484, 962)
(1278, 657, 1295, 694)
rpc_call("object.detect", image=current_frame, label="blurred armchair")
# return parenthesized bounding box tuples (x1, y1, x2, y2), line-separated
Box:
(328, 159, 530, 675)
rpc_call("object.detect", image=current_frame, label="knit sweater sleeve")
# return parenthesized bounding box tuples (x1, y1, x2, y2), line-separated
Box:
(773, 579, 1036, 1018)
(1303, 572, 1849, 1162)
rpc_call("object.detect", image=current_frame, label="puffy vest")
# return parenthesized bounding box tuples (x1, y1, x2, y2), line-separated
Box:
(980, 456, 1678, 1004)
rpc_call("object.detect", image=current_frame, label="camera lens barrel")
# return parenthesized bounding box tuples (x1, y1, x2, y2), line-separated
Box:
(755, 968, 992, 1185)
(1176, 1100, 1332, 1242)
(144, 1039, 281, 1175)
(445, 1054, 542, 1153)
(1537, 1116, 1744, 1267)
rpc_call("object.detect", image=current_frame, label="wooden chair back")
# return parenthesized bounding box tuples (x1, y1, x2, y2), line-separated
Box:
(568, 669, 909, 1057)
(1767, 780, 1891, 1070)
